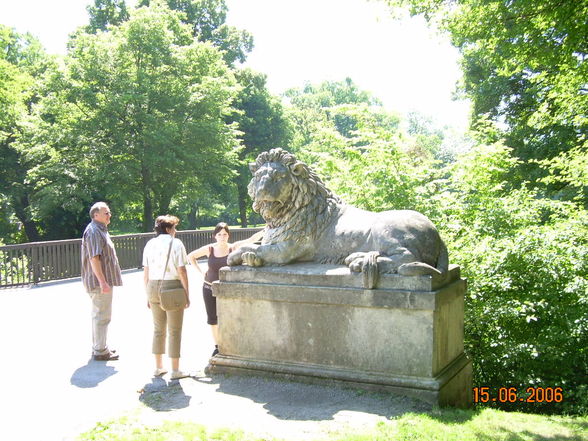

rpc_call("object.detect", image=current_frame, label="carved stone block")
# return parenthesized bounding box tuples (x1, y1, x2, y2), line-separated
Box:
(208, 263, 472, 407)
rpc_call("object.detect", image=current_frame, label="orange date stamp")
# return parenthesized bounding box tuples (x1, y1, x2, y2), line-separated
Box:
(473, 387, 564, 404)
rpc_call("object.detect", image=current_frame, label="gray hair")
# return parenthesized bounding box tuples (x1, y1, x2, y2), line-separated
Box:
(89, 202, 109, 218)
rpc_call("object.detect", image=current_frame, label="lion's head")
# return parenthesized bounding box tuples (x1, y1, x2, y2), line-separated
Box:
(248, 148, 340, 229)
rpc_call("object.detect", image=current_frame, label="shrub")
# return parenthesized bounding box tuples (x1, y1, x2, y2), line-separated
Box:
(440, 143, 588, 414)
(458, 213, 588, 414)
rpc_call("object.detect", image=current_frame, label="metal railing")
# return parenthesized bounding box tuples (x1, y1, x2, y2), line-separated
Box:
(0, 227, 262, 288)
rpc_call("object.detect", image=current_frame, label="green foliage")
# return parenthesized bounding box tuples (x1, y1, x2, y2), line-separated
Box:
(462, 216, 588, 415)
(0, 1, 274, 241)
(407, 111, 445, 161)
(286, 78, 391, 153)
(138, 0, 253, 64)
(303, 109, 432, 213)
(286, 77, 382, 109)
(538, 145, 588, 205)
(0, 25, 57, 242)
(285, 78, 384, 145)
(286, 79, 447, 217)
(228, 68, 291, 226)
(86, 0, 130, 33)
(430, 142, 588, 415)
(368, 4, 588, 412)
(46, 1, 240, 231)
(231, 69, 291, 155)
(384, 0, 588, 195)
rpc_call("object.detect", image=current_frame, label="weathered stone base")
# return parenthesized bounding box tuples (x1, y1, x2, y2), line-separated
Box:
(208, 263, 472, 407)
(208, 352, 472, 406)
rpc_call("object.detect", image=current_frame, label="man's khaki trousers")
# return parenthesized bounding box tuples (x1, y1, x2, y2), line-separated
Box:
(88, 289, 113, 356)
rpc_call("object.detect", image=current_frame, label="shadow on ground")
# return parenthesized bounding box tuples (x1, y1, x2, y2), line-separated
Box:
(139, 377, 191, 411)
(201, 373, 432, 421)
(70, 360, 117, 388)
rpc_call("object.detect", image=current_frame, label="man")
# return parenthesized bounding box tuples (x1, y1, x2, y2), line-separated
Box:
(81, 202, 123, 361)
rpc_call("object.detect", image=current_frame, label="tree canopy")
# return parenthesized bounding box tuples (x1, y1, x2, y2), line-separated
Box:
(384, 0, 588, 201)
(229, 68, 291, 226)
(0, 25, 56, 241)
(86, 0, 131, 33)
(59, 2, 240, 231)
(137, 0, 253, 64)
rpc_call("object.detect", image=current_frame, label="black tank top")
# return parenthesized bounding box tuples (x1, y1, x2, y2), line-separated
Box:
(205, 246, 232, 284)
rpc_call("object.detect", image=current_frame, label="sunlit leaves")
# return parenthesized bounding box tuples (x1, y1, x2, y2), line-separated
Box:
(384, 0, 588, 199)
(57, 1, 239, 230)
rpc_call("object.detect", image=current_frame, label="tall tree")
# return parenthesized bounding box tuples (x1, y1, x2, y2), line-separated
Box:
(383, 0, 588, 193)
(52, 2, 239, 231)
(138, 0, 254, 64)
(229, 69, 291, 226)
(286, 77, 381, 109)
(0, 26, 54, 242)
(285, 78, 392, 153)
(284, 79, 442, 213)
(86, 0, 131, 33)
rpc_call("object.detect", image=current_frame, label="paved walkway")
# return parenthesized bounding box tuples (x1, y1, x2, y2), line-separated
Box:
(1, 266, 430, 441)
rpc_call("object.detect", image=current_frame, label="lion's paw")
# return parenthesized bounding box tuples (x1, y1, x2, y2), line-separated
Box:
(242, 251, 264, 267)
(344, 252, 368, 272)
(344, 251, 381, 288)
(227, 250, 242, 266)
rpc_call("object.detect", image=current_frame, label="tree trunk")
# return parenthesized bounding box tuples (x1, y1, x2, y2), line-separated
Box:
(12, 193, 41, 242)
(236, 177, 248, 227)
(142, 191, 153, 232)
(157, 192, 173, 217)
(187, 204, 198, 229)
(141, 159, 153, 232)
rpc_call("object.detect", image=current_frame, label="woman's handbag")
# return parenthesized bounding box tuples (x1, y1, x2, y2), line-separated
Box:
(157, 239, 187, 311)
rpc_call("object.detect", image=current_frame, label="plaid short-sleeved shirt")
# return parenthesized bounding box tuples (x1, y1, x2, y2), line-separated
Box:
(81, 220, 123, 292)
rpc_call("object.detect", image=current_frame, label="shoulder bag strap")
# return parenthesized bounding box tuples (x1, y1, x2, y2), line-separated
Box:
(157, 238, 174, 295)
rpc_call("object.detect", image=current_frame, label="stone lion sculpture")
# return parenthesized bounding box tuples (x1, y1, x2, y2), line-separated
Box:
(228, 148, 449, 288)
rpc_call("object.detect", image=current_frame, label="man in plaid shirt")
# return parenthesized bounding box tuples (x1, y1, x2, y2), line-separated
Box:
(81, 202, 122, 361)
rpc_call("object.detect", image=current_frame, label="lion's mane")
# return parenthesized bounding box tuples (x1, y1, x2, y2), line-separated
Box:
(249, 148, 342, 248)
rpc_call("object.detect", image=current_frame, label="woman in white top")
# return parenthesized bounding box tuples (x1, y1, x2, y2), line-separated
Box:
(142, 215, 190, 379)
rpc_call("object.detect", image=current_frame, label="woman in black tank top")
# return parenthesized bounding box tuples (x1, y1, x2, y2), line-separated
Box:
(188, 222, 264, 356)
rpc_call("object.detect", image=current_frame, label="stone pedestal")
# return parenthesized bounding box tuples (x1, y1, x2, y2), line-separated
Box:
(208, 263, 472, 407)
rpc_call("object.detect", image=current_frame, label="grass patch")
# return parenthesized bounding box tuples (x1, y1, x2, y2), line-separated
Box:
(344, 408, 588, 441)
(77, 418, 258, 441)
(77, 408, 588, 441)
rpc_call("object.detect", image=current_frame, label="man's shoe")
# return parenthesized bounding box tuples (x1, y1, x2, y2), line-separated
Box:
(93, 350, 119, 361)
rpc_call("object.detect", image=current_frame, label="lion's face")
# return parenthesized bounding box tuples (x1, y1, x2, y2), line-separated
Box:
(248, 161, 297, 222)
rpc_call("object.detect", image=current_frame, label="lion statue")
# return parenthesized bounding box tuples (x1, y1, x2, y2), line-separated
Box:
(228, 148, 449, 288)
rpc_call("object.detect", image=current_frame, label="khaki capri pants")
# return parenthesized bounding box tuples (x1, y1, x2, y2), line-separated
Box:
(146, 279, 184, 358)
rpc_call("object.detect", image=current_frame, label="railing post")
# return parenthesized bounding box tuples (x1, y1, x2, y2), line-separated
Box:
(32, 246, 40, 285)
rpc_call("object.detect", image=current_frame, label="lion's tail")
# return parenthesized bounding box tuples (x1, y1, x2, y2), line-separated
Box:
(397, 240, 449, 278)
(436, 240, 449, 274)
